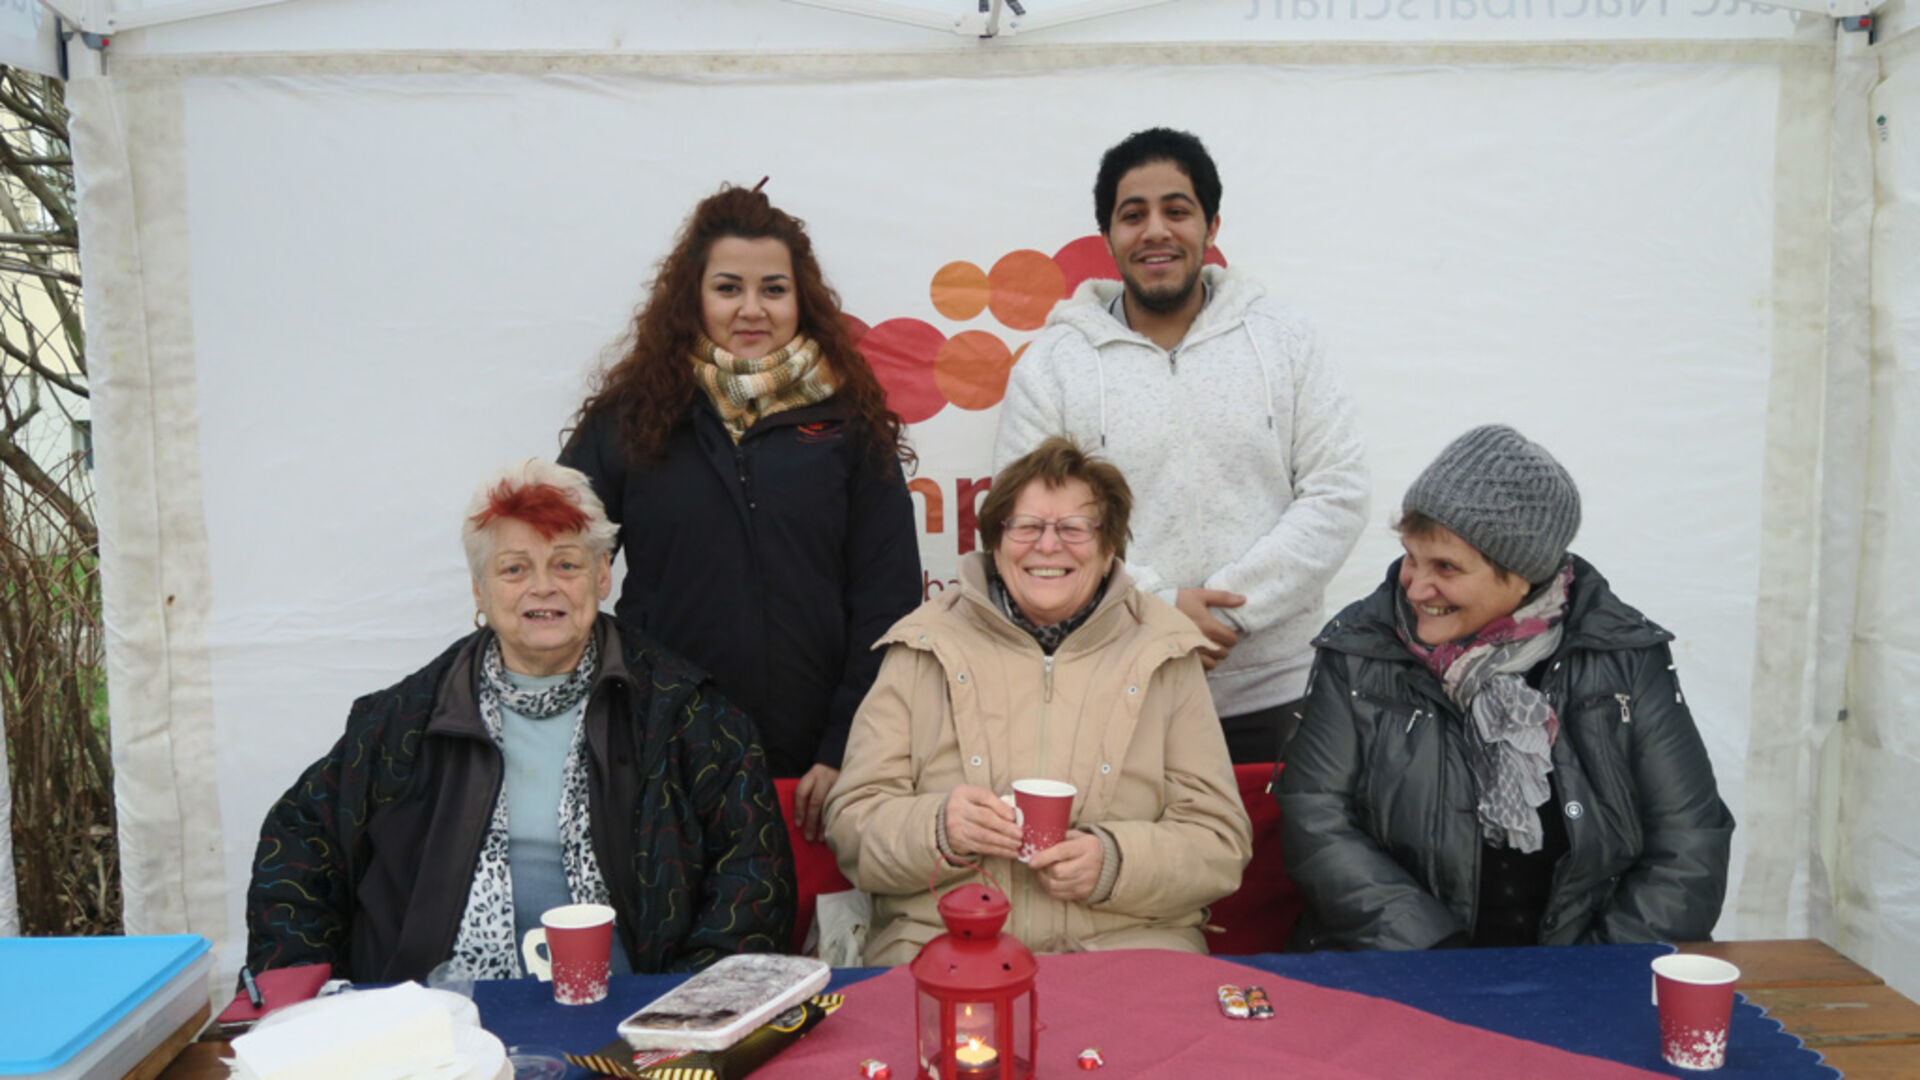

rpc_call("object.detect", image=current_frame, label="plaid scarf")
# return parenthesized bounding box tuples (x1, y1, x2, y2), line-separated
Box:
(1394, 562, 1575, 853)
(690, 334, 837, 443)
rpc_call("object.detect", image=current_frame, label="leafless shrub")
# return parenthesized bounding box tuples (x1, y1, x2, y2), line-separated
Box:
(0, 65, 113, 934)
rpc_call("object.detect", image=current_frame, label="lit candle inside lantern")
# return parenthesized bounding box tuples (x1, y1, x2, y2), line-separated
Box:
(953, 1005, 999, 1075)
(954, 1035, 998, 1073)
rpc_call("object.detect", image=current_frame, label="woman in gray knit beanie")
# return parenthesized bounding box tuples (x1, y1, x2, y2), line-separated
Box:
(1278, 425, 1732, 952)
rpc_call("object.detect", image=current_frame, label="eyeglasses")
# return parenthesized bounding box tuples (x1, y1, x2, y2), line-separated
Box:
(1002, 516, 1101, 546)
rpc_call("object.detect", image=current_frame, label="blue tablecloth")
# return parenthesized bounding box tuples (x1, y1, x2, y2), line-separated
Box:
(473, 944, 1839, 1079)
(1244, 945, 1839, 1079)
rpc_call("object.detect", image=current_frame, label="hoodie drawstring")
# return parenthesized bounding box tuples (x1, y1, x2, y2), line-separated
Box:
(1096, 349, 1109, 447)
(1244, 323, 1277, 432)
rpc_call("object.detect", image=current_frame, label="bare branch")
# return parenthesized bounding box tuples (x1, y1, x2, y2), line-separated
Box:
(0, 80, 65, 142)
(0, 122, 75, 238)
(0, 231, 75, 246)
(0, 258, 79, 286)
(0, 435, 95, 551)
(1, 396, 39, 436)
(0, 335, 86, 398)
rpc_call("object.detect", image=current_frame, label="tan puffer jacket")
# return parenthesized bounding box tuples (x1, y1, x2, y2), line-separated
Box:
(825, 552, 1253, 965)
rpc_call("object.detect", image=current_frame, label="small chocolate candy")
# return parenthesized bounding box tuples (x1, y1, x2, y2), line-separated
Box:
(1078, 1047, 1106, 1070)
(1217, 984, 1251, 1019)
(859, 1059, 892, 1079)
(1247, 986, 1275, 1019)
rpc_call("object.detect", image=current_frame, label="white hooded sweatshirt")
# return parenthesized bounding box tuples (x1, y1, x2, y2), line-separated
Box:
(993, 266, 1369, 716)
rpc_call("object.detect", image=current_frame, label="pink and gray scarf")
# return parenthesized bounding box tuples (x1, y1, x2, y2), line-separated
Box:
(1395, 562, 1575, 853)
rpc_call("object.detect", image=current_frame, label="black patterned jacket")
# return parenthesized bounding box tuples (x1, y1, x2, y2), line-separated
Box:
(245, 615, 794, 980)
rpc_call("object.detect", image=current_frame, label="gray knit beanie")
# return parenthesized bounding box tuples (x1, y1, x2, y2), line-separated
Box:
(1402, 425, 1581, 584)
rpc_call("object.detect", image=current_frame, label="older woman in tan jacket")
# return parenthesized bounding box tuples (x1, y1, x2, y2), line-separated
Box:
(826, 438, 1252, 965)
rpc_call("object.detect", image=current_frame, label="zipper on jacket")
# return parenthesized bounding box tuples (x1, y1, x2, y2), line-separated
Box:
(1615, 693, 1632, 724)
(1405, 707, 1425, 734)
(733, 445, 756, 511)
(1024, 651, 1056, 946)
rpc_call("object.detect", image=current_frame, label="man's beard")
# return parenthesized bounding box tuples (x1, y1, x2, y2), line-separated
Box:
(1123, 263, 1203, 315)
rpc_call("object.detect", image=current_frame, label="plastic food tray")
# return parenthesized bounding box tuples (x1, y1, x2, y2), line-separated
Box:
(617, 955, 829, 1052)
(0, 935, 213, 1079)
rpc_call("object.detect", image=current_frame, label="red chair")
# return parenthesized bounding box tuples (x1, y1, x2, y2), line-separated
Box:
(1206, 763, 1304, 955)
(773, 777, 854, 953)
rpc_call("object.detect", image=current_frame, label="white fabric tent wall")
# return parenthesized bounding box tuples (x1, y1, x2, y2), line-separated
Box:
(56, 0, 1908, 997)
(1826, 5, 1920, 1003)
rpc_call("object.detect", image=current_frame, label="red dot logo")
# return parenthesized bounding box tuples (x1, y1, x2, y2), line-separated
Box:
(859, 237, 1227, 421)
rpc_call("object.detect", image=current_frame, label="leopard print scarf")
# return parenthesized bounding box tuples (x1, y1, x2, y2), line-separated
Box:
(446, 634, 610, 978)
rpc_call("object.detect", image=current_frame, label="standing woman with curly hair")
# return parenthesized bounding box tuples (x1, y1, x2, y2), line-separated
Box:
(562, 184, 920, 842)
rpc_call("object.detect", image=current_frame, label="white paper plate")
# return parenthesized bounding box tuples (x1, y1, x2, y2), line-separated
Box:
(454, 1025, 509, 1080)
(253, 986, 483, 1032)
(230, 988, 500, 1079)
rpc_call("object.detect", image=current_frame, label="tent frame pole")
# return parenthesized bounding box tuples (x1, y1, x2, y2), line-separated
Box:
(779, 0, 1181, 38)
(37, 0, 300, 36)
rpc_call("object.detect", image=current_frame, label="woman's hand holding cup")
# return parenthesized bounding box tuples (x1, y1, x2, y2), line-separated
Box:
(1026, 829, 1104, 902)
(944, 785, 1023, 860)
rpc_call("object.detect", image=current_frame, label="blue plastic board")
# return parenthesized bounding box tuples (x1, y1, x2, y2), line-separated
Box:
(0, 934, 210, 1074)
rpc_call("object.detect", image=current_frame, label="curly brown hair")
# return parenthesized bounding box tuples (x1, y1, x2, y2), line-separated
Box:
(572, 184, 913, 469)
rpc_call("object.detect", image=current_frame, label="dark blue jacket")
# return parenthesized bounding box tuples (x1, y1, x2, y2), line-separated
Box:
(246, 617, 793, 980)
(562, 393, 921, 777)
(1280, 556, 1734, 950)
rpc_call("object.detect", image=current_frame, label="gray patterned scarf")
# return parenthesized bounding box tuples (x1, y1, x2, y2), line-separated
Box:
(1394, 563, 1575, 853)
(446, 633, 610, 978)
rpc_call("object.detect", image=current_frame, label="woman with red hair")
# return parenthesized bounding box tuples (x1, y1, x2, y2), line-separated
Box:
(563, 184, 921, 841)
(245, 460, 792, 981)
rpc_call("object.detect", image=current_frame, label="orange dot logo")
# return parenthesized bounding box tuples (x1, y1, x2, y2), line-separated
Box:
(859, 237, 1227, 422)
(935, 331, 1017, 412)
(930, 261, 990, 322)
(986, 250, 1065, 332)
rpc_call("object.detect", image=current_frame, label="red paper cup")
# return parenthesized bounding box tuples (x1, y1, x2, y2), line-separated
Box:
(1012, 779, 1076, 861)
(521, 903, 615, 1005)
(1651, 954, 1740, 1070)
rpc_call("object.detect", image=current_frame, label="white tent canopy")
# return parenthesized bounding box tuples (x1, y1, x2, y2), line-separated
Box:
(53, 0, 1920, 998)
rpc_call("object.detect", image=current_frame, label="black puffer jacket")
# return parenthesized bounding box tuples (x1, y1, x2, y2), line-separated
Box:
(562, 393, 921, 777)
(1279, 556, 1733, 951)
(245, 617, 794, 980)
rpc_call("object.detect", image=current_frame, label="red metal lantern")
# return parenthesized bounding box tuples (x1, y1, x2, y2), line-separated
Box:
(908, 882, 1038, 1080)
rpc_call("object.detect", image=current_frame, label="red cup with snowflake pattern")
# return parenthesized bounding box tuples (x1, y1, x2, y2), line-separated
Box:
(1651, 954, 1739, 1070)
(1012, 779, 1076, 861)
(521, 903, 615, 1005)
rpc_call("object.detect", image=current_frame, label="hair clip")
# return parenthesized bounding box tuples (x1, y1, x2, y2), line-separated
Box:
(751, 176, 770, 193)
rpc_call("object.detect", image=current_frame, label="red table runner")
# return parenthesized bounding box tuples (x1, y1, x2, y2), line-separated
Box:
(757, 950, 1667, 1079)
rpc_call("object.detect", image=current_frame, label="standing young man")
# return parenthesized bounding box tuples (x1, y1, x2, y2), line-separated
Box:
(993, 128, 1368, 763)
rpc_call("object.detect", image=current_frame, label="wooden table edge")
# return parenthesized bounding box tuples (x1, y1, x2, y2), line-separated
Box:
(126, 1002, 211, 1080)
